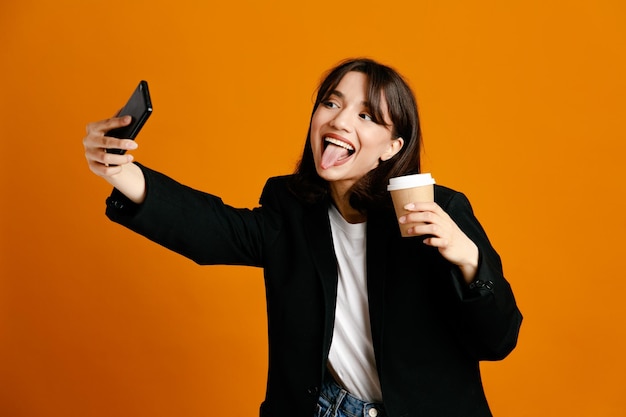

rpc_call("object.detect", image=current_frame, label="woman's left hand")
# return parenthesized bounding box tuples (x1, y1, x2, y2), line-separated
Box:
(399, 201, 479, 283)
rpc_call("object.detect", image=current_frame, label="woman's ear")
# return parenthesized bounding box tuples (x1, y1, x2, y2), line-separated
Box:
(381, 137, 404, 161)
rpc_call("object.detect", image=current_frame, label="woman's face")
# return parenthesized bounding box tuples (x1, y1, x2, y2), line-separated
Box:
(310, 71, 403, 192)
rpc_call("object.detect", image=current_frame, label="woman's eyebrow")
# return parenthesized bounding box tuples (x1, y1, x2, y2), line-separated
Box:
(328, 89, 344, 99)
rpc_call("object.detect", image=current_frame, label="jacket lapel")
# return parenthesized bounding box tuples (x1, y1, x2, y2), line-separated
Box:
(366, 210, 396, 364)
(303, 200, 339, 364)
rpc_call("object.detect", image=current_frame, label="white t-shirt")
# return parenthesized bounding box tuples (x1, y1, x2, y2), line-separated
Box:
(327, 204, 383, 402)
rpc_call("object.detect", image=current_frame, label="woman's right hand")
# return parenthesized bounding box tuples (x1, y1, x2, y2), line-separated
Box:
(83, 116, 138, 177)
(83, 116, 147, 204)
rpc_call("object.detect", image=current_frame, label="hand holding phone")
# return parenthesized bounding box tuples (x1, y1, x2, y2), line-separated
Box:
(106, 80, 153, 155)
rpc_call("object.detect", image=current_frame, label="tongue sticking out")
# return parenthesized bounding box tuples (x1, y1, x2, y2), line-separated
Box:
(321, 143, 349, 169)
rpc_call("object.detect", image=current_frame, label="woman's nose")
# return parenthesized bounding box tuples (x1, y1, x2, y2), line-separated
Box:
(330, 109, 352, 132)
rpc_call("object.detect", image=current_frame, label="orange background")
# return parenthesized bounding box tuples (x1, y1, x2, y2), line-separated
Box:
(1, 0, 625, 415)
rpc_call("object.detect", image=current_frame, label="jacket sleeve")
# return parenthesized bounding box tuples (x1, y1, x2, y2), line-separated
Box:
(105, 163, 266, 267)
(439, 189, 523, 361)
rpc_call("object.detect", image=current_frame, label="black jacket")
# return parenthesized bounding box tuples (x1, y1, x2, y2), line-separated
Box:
(106, 164, 522, 417)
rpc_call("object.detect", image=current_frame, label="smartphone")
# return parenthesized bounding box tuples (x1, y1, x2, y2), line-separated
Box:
(105, 80, 153, 155)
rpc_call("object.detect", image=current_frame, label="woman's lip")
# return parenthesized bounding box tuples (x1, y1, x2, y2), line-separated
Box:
(325, 137, 355, 153)
(322, 133, 355, 151)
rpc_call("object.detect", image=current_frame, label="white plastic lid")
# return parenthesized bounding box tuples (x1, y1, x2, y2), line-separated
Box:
(387, 173, 435, 191)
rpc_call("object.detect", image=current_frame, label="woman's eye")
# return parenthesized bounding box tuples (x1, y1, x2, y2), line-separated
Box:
(323, 101, 339, 109)
(359, 113, 373, 121)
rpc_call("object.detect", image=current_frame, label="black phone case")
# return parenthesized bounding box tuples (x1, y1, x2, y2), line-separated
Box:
(106, 80, 152, 155)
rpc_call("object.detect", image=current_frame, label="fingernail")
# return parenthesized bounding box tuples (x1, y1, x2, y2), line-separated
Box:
(126, 141, 138, 149)
(404, 203, 415, 210)
(399, 216, 406, 224)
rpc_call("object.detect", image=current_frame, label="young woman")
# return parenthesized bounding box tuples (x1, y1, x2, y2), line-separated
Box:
(83, 58, 522, 417)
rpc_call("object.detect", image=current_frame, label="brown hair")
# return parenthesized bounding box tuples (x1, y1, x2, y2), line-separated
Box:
(289, 58, 422, 212)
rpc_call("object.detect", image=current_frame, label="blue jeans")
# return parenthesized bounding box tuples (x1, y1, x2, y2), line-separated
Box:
(316, 375, 386, 417)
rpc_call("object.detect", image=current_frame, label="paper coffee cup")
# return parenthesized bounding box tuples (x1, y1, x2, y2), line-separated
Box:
(387, 173, 435, 237)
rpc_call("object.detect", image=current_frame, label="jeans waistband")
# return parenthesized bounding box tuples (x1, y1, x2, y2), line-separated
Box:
(320, 374, 386, 417)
